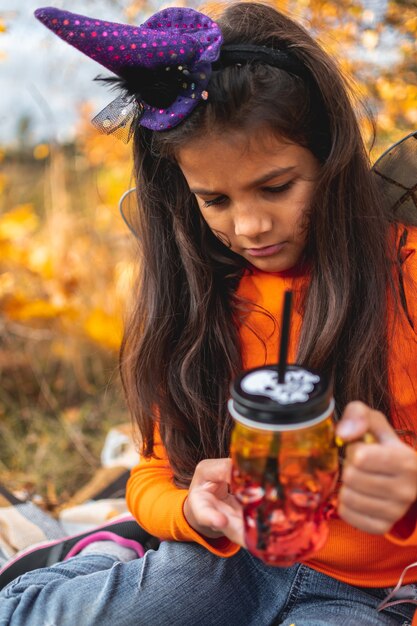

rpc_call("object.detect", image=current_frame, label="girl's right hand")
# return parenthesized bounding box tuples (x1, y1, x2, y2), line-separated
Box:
(183, 458, 245, 547)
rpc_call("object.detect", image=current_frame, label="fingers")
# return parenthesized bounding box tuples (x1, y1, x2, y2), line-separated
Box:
(343, 443, 413, 475)
(337, 499, 396, 535)
(336, 403, 417, 534)
(341, 455, 416, 498)
(339, 481, 412, 528)
(207, 494, 246, 545)
(336, 401, 402, 446)
(185, 490, 245, 545)
(184, 458, 244, 545)
(191, 458, 232, 488)
(190, 490, 230, 530)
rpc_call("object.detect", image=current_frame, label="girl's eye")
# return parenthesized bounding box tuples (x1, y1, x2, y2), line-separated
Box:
(200, 181, 294, 208)
(263, 181, 295, 195)
(201, 195, 227, 208)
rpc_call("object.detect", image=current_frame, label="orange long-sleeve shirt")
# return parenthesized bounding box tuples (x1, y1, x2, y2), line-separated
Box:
(127, 226, 417, 592)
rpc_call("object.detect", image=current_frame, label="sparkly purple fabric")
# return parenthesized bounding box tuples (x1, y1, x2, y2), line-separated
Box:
(34, 6, 223, 130)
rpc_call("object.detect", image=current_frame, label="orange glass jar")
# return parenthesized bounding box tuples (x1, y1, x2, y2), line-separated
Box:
(229, 364, 338, 567)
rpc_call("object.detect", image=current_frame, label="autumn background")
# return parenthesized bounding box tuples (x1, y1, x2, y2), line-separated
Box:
(0, 0, 416, 510)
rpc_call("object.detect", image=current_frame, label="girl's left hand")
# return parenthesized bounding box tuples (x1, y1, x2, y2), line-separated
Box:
(336, 401, 417, 534)
(184, 458, 245, 546)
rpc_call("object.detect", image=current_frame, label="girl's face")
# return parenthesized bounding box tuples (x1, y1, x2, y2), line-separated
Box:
(177, 126, 320, 273)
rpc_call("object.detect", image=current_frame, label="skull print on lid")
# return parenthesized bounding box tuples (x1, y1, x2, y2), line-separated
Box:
(230, 364, 332, 426)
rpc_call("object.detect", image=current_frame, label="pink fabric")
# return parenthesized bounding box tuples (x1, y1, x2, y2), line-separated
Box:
(65, 530, 145, 560)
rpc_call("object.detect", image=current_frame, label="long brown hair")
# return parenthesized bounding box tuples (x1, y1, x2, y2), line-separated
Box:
(120, 2, 411, 487)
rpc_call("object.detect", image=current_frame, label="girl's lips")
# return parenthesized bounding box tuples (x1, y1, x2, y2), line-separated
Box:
(246, 242, 287, 258)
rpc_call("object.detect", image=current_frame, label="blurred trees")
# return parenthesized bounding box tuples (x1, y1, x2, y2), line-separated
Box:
(369, 0, 417, 145)
(286, 0, 417, 150)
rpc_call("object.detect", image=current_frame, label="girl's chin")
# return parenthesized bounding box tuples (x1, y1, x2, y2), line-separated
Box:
(246, 254, 306, 275)
(245, 254, 297, 272)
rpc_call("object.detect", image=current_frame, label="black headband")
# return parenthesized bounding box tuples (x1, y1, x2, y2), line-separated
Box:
(215, 44, 310, 81)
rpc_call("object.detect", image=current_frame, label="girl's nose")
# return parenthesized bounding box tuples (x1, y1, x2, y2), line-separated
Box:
(234, 206, 273, 238)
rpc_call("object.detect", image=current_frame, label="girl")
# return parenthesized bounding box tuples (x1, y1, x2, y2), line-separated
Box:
(2, 3, 417, 624)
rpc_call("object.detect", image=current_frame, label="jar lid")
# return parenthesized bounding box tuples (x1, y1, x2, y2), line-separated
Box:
(230, 364, 332, 426)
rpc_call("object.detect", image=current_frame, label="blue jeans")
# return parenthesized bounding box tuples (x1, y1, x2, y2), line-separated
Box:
(0, 541, 414, 626)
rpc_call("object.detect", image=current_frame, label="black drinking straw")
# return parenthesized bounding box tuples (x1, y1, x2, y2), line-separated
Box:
(256, 292, 293, 551)
(278, 290, 293, 383)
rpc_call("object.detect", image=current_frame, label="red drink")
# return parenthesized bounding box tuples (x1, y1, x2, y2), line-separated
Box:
(229, 364, 338, 566)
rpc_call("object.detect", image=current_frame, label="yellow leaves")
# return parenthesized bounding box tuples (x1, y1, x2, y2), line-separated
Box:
(84, 309, 123, 351)
(4, 296, 73, 322)
(0, 118, 134, 351)
(0, 19, 6, 33)
(404, 15, 417, 31)
(0, 205, 39, 240)
(406, 106, 417, 125)
(33, 144, 50, 160)
(0, 194, 128, 351)
(0, 272, 14, 297)
(317, 2, 338, 18)
(375, 75, 417, 132)
(114, 260, 135, 298)
(27, 245, 54, 280)
(376, 77, 394, 101)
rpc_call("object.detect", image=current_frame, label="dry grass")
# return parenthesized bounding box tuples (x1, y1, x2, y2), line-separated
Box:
(0, 329, 128, 505)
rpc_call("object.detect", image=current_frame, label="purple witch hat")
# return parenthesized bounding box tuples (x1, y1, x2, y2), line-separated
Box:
(34, 6, 223, 132)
